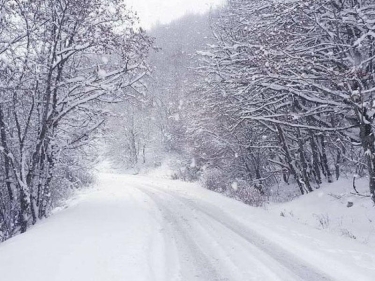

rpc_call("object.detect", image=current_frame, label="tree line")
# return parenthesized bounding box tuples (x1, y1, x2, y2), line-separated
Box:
(97, 1, 375, 207)
(183, 0, 375, 203)
(0, 0, 151, 241)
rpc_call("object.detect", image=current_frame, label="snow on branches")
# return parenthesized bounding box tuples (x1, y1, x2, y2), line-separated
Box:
(0, 0, 152, 239)
(192, 0, 375, 201)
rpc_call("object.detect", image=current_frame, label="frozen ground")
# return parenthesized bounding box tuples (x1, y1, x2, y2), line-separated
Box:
(0, 173, 374, 281)
(268, 177, 375, 246)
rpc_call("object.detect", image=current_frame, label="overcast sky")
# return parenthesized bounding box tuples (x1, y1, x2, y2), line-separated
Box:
(126, 0, 225, 29)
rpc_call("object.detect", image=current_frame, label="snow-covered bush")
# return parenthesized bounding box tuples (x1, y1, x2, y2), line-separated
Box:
(200, 168, 228, 192)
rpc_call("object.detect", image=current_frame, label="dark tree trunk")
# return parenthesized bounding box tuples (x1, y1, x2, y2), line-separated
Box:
(359, 119, 375, 203)
(19, 188, 29, 233)
(277, 125, 304, 194)
(320, 135, 332, 183)
(297, 129, 313, 193)
(335, 148, 341, 181)
(309, 131, 322, 185)
(0, 106, 14, 201)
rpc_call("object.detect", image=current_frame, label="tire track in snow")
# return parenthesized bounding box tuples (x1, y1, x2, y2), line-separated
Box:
(134, 186, 229, 281)
(135, 183, 333, 281)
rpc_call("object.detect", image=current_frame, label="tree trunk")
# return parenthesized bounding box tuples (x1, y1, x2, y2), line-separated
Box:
(309, 131, 322, 185)
(19, 187, 29, 233)
(335, 148, 341, 181)
(0, 105, 14, 201)
(297, 129, 313, 193)
(276, 125, 304, 194)
(359, 119, 375, 203)
(320, 135, 332, 183)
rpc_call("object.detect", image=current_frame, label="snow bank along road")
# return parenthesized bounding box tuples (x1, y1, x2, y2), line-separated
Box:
(1, 173, 375, 281)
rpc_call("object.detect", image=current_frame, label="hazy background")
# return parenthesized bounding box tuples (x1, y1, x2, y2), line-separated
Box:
(126, 0, 225, 29)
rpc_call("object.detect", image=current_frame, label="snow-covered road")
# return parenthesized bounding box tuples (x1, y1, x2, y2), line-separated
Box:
(1, 173, 375, 281)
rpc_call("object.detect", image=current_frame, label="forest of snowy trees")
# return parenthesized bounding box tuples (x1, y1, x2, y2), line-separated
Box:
(1, 0, 375, 242)
(0, 0, 151, 240)
(189, 0, 375, 203)
(108, 0, 374, 207)
(107, 0, 375, 206)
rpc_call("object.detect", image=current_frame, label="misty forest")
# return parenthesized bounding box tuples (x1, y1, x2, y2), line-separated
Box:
(1, 1, 375, 280)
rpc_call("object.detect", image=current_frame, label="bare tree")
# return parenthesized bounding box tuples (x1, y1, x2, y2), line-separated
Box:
(0, 0, 152, 239)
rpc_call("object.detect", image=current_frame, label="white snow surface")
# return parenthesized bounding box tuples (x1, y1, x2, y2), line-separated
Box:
(1, 173, 375, 281)
(268, 177, 375, 246)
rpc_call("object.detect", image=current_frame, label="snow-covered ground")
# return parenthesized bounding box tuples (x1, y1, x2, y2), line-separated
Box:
(0, 173, 375, 281)
(268, 177, 375, 247)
